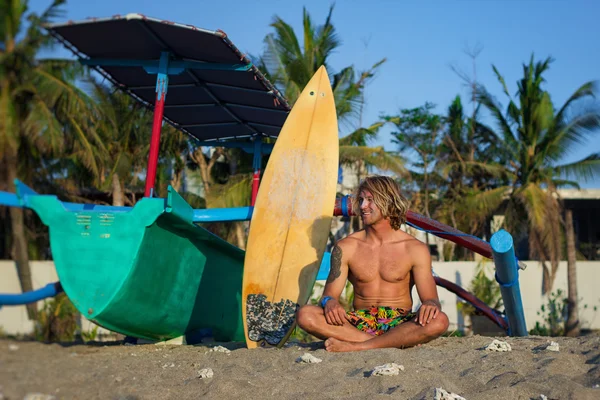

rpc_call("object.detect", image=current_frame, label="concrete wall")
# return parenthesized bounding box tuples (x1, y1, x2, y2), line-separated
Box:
(430, 260, 600, 332)
(1, 260, 599, 336)
(0, 261, 108, 337)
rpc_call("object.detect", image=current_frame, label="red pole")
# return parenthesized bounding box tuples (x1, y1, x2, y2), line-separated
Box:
(333, 195, 493, 259)
(144, 94, 166, 197)
(144, 52, 170, 198)
(251, 169, 260, 206)
(435, 276, 508, 331)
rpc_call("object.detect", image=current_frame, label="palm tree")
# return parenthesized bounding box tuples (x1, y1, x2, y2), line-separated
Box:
(90, 82, 153, 205)
(434, 96, 509, 260)
(255, 5, 385, 129)
(475, 55, 600, 293)
(0, 0, 102, 318)
(255, 5, 405, 180)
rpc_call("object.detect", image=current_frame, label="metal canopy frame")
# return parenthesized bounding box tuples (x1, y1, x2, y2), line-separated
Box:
(45, 13, 291, 143)
(45, 13, 291, 200)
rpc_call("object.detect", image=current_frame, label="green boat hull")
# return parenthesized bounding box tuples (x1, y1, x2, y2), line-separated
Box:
(27, 186, 245, 342)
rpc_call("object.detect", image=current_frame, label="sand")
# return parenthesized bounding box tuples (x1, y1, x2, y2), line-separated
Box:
(1, 334, 599, 399)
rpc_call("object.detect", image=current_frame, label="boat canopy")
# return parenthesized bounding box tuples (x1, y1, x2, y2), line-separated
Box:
(46, 13, 291, 142)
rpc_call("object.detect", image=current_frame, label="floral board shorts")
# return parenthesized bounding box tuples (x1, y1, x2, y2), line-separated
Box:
(347, 306, 416, 336)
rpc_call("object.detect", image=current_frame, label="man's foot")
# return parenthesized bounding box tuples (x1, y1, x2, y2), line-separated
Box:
(324, 337, 361, 352)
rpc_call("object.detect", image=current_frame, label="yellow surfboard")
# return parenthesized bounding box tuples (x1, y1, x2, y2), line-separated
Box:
(242, 66, 339, 348)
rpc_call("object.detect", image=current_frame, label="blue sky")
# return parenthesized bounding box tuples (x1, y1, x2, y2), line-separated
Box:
(29, 0, 600, 187)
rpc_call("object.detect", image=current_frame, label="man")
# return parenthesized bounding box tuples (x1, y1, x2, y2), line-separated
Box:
(296, 175, 449, 352)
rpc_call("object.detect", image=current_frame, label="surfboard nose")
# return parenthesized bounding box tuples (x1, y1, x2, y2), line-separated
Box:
(305, 65, 333, 101)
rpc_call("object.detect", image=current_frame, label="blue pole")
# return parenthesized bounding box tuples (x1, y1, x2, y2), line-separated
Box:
(193, 206, 253, 222)
(0, 282, 63, 307)
(490, 229, 528, 336)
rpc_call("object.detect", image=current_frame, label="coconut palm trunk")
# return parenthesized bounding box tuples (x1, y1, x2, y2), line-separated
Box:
(6, 153, 36, 319)
(565, 209, 579, 336)
(111, 173, 124, 206)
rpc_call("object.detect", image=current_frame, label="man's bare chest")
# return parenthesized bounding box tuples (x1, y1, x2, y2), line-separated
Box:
(348, 246, 412, 283)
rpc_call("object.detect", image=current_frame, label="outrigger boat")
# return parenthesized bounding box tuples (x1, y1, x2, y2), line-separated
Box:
(0, 14, 529, 342)
(1, 14, 291, 342)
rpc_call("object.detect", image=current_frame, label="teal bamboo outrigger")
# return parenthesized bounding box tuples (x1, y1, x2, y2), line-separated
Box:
(0, 13, 529, 342)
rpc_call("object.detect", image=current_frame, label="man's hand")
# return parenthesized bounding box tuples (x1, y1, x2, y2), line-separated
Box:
(416, 300, 440, 326)
(323, 299, 349, 326)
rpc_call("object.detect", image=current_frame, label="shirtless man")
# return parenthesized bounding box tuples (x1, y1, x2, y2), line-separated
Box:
(296, 175, 449, 352)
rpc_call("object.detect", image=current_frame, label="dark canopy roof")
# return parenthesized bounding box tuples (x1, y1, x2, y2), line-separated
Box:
(46, 13, 291, 142)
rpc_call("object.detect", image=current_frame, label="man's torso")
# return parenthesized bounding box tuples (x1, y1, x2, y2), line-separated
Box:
(341, 230, 422, 311)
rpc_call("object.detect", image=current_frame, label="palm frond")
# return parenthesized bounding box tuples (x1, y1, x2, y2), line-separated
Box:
(441, 160, 509, 180)
(67, 115, 101, 182)
(206, 173, 253, 208)
(339, 145, 406, 176)
(550, 179, 580, 190)
(22, 91, 64, 154)
(339, 121, 383, 146)
(462, 186, 510, 219)
(554, 153, 600, 182)
(554, 81, 598, 124)
(544, 111, 600, 163)
(492, 65, 512, 99)
(475, 85, 518, 149)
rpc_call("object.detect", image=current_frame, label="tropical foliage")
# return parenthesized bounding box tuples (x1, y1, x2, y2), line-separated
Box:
(473, 56, 600, 292)
(0, 0, 100, 318)
(255, 5, 405, 182)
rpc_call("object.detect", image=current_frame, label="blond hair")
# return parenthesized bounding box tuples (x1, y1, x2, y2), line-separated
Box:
(351, 175, 409, 230)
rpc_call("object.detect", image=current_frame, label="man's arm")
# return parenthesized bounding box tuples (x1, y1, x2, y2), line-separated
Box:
(320, 242, 350, 326)
(411, 242, 441, 326)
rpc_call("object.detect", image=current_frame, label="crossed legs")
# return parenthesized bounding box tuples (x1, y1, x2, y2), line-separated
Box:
(296, 305, 449, 352)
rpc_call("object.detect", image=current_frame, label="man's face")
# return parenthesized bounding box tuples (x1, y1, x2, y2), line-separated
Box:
(358, 190, 382, 226)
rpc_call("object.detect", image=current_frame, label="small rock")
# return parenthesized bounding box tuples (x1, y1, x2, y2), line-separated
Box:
(546, 341, 559, 352)
(296, 353, 322, 364)
(371, 363, 405, 376)
(115, 376, 123, 383)
(197, 368, 214, 379)
(434, 387, 466, 400)
(23, 394, 56, 400)
(161, 362, 175, 369)
(539, 395, 548, 400)
(8, 344, 19, 351)
(485, 339, 512, 352)
(209, 345, 231, 354)
(593, 383, 599, 389)
(124, 342, 134, 346)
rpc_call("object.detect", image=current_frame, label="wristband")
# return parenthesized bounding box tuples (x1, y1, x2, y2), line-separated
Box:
(320, 296, 333, 308)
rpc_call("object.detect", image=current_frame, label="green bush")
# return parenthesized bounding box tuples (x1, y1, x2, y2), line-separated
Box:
(457, 261, 503, 316)
(34, 293, 79, 342)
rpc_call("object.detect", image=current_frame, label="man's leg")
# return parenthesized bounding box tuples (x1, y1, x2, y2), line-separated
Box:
(324, 312, 449, 352)
(296, 305, 373, 342)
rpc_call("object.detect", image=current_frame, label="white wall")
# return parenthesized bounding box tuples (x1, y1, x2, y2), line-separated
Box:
(0, 261, 108, 337)
(2, 260, 599, 336)
(430, 260, 600, 332)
